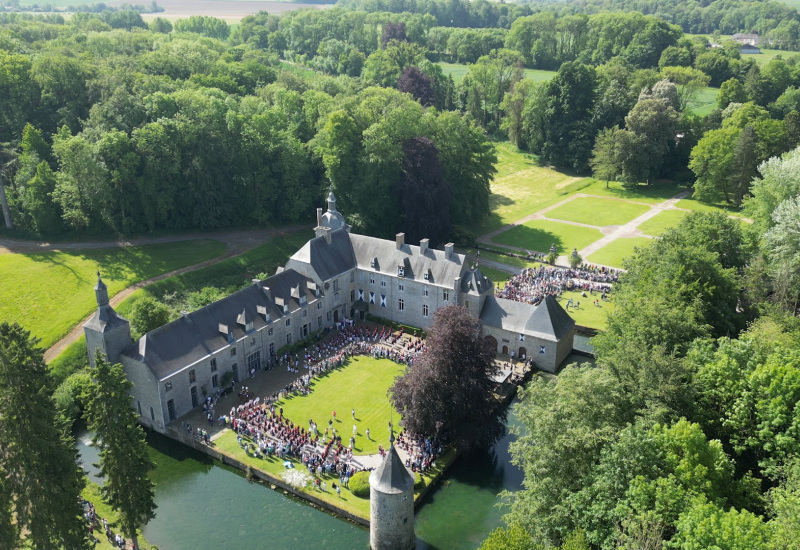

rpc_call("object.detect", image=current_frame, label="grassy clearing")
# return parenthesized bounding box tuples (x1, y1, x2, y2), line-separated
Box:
(586, 237, 652, 268)
(687, 86, 719, 116)
(438, 62, 556, 85)
(1, 240, 224, 350)
(213, 356, 452, 520)
(545, 196, 651, 227)
(637, 209, 690, 236)
(477, 265, 514, 289)
(276, 356, 405, 456)
(675, 193, 744, 216)
(743, 47, 800, 66)
(562, 178, 686, 204)
(558, 290, 613, 331)
(82, 482, 156, 550)
(492, 219, 604, 254)
(474, 142, 586, 235)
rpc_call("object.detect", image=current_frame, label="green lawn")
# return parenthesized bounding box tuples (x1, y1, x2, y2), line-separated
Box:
(562, 178, 687, 204)
(213, 356, 454, 520)
(461, 246, 541, 270)
(1, 240, 225, 350)
(743, 47, 800, 66)
(637, 209, 690, 236)
(438, 62, 556, 85)
(585, 237, 653, 268)
(474, 142, 587, 235)
(477, 265, 515, 289)
(558, 290, 613, 331)
(276, 356, 404, 456)
(687, 86, 719, 116)
(675, 193, 744, 216)
(545, 196, 652, 227)
(492, 219, 604, 254)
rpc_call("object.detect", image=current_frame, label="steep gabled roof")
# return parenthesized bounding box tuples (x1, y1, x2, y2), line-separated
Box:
(289, 228, 356, 281)
(124, 269, 317, 380)
(479, 294, 574, 341)
(369, 443, 414, 494)
(349, 234, 465, 287)
(460, 267, 493, 295)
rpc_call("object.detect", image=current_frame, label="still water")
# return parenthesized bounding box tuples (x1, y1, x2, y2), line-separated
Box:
(75, 402, 523, 550)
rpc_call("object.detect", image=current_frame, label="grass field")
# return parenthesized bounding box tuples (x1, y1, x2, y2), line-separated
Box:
(675, 193, 744, 216)
(637, 209, 690, 236)
(545, 196, 651, 227)
(562, 178, 686, 204)
(473, 142, 587, 235)
(277, 356, 405, 456)
(438, 62, 556, 85)
(1, 240, 224, 350)
(82, 482, 156, 550)
(213, 356, 452, 519)
(558, 290, 613, 330)
(687, 86, 719, 116)
(585, 237, 652, 268)
(492, 219, 604, 254)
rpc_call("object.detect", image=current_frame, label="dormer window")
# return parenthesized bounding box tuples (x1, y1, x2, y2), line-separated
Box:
(245, 321, 254, 332)
(398, 266, 405, 277)
(424, 271, 429, 280)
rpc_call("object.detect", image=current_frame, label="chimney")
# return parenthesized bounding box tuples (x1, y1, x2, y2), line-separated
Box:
(396, 232, 405, 250)
(420, 238, 429, 255)
(263, 286, 272, 300)
(454, 276, 461, 291)
(316, 207, 323, 227)
(445, 242, 454, 260)
(324, 228, 332, 244)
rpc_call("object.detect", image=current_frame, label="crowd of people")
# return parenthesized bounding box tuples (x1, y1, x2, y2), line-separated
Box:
(395, 431, 442, 474)
(496, 265, 620, 306)
(207, 321, 432, 493)
(81, 498, 137, 549)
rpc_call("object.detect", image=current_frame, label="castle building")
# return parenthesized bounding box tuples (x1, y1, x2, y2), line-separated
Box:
(85, 190, 575, 434)
(369, 433, 415, 550)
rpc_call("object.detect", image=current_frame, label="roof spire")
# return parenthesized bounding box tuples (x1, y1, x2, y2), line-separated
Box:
(95, 269, 109, 307)
(327, 184, 337, 213)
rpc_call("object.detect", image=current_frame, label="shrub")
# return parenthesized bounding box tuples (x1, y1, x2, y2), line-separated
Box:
(53, 369, 92, 425)
(349, 470, 371, 498)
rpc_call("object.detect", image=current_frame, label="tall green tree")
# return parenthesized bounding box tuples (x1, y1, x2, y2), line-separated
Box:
(0, 322, 89, 549)
(84, 354, 157, 549)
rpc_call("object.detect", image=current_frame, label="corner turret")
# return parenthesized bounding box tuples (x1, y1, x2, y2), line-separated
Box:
(315, 185, 349, 237)
(369, 431, 416, 550)
(83, 271, 131, 367)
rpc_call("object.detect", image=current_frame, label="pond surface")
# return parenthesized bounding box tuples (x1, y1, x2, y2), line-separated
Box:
(75, 400, 523, 550)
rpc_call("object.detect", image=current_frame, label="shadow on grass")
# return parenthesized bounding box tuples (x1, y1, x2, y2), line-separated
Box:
(492, 225, 563, 254)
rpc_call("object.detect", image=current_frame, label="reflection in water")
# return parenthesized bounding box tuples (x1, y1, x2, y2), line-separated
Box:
(74, 400, 524, 550)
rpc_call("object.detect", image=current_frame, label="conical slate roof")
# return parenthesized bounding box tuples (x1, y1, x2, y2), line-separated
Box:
(369, 444, 414, 494)
(528, 294, 575, 340)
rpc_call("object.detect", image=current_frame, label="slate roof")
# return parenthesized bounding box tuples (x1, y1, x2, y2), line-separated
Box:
(480, 294, 574, 341)
(349, 233, 465, 287)
(369, 443, 414, 494)
(84, 305, 129, 333)
(460, 267, 493, 295)
(289, 228, 356, 281)
(125, 269, 317, 381)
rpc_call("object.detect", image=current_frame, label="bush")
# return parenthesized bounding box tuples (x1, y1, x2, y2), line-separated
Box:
(349, 470, 371, 498)
(53, 369, 92, 425)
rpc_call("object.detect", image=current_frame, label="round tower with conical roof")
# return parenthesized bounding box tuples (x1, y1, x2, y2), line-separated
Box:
(369, 432, 416, 550)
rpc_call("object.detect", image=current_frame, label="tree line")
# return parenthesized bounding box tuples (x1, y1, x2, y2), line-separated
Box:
(0, 14, 496, 243)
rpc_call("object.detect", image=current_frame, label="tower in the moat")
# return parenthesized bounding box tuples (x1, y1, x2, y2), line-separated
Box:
(369, 431, 416, 550)
(83, 272, 131, 367)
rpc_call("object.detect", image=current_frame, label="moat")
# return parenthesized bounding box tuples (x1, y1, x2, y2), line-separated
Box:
(76, 401, 523, 550)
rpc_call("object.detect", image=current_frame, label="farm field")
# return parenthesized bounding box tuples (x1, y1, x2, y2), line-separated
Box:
(492, 219, 604, 254)
(637, 209, 690, 236)
(0, 240, 224, 350)
(545, 196, 651, 227)
(585, 237, 652, 269)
